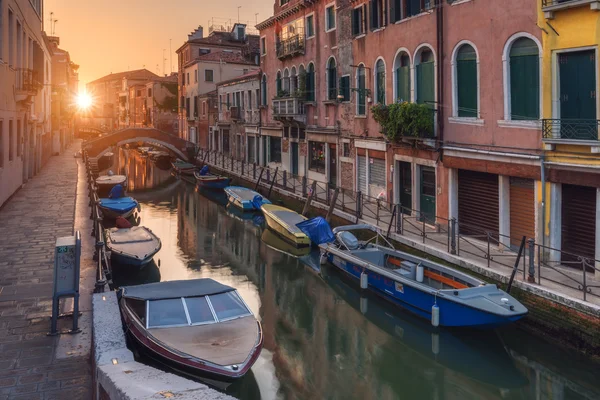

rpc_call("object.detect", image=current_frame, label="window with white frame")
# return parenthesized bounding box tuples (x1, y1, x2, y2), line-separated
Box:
(356, 65, 366, 115)
(351, 5, 366, 37)
(325, 4, 336, 32)
(205, 69, 214, 82)
(375, 59, 386, 105)
(370, 0, 387, 31)
(454, 43, 478, 118)
(306, 14, 315, 38)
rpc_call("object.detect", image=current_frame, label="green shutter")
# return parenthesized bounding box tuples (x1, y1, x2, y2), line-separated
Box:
(306, 71, 314, 101)
(417, 62, 434, 106)
(396, 66, 410, 102)
(510, 55, 539, 120)
(457, 59, 477, 117)
(328, 66, 337, 100)
(358, 71, 366, 115)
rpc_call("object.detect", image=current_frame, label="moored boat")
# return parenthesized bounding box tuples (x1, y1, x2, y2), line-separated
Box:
(119, 278, 263, 382)
(224, 186, 270, 211)
(96, 174, 127, 197)
(194, 166, 231, 190)
(172, 159, 196, 176)
(105, 226, 161, 267)
(98, 197, 139, 219)
(260, 204, 310, 247)
(261, 228, 311, 258)
(316, 224, 528, 328)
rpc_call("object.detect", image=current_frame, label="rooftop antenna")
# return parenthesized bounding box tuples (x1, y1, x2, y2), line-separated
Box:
(49, 12, 53, 33)
(237, 6, 241, 23)
(162, 49, 166, 75)
(255, 13, 258, 26)
(169, 39, 173, 74)
(52, 20, 58, 35)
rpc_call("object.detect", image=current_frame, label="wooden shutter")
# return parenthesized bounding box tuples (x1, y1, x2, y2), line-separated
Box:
(509, 178, 535, 247)
(306, 70, 314, 101)
(561, 184, 596, 263)
(397, 66, 410, 102)
(457, 59, 477, 117)
(358, 70, 366, 115)
(389, 0, 396, 23)
(352, 8, 358, 35)
(417, 62, 435, 106)
(370, 0, 377, 31)
(458, 170, 499, 236)
(510, 55, 539, 120)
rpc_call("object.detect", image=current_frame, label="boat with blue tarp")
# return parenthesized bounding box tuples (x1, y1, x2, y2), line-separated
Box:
(194, 165, 231, 190)
(305, 220, 528, 328)
(98, 184, 139, 219)
(224, 186, 271, 211)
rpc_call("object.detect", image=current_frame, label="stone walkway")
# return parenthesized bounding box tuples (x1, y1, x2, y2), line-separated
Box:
(0, 144, 92, 400)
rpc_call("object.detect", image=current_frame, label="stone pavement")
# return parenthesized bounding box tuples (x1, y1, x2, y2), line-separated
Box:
(0, 143, 92, 400)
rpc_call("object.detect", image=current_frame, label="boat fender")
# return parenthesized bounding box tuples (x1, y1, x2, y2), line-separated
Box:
(360, 271, 368, 289)
(431, 333, 439, 356)
(319, 252, 328, 265)
(360, 297, 368, 314)
(431, 304, 440, 327)
(416, 263, 424, 283)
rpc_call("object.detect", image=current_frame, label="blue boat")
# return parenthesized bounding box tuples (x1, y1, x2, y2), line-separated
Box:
(311, 223, 528, 328)
(194, 166, 231, 190)
(224, 186, 271, 211)
(97, 184, 139, 219)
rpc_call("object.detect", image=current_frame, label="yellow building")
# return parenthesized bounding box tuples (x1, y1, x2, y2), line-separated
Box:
(539, 0, 600, 271)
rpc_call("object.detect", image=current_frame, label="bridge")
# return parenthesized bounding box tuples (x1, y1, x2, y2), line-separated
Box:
(82, 128, 196, 162)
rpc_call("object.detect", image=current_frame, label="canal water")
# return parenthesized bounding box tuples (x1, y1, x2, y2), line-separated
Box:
(105, 148, 600, 400)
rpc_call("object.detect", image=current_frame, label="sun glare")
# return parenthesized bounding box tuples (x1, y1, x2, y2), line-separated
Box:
(77, 93, 93, 110)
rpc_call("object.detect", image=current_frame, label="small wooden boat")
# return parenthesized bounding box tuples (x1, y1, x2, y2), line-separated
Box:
(260, 204, 310, 247)
(96, 174, 127, 197)
(224, 186, 270, 211)
(194, 167, 231, 190)
(98, 197, 139, 219)
(318, 224, 528, 328)
(261, 228, 310, 258)
(149, 151, 170, 161)
(98, 152, 114, 171)
(119, 278, 263, 382)
(172, 159, 196, 176)
(137, 146, 151, 155)
(105, 226, 161, 267)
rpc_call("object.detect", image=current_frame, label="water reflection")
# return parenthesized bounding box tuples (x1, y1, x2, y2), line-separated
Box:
(108, 148, 600, 400)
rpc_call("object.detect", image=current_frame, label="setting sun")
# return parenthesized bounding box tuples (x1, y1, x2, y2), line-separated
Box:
(76, 92, 93, 110)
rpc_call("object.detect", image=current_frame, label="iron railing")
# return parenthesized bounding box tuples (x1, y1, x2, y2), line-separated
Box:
(15, 68, 41, 93)
(542, 119, 599, 141)
(276, 29, 305, 59)
(272, 96, 306, 117)
(542, 0, 589, 7)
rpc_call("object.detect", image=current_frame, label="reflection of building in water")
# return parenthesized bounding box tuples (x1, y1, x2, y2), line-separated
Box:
(116, 148, 173, 192)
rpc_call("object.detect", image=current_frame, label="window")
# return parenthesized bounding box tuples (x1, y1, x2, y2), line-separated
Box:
(343, 142, 351, 157)
(186, 72, 190, 85)
(290, 66, 297, 94)
(306, 63, 315, 101)
(194, 70, 198, 83)
(248, 90, 252, 109)
(148, 299, 188, 328)
(199, 48, 211, 55)
(394, 52, 411, 102)
(390, 0, 401, 23)
(193, 96, 198, 117)
(147, 88, 152, 97)
(340, 75, 350, 102)
(309, 142, 326, 173)
(261, 37, 266, 55)
(416, 49, 435, 106)
(136, 90, 141, 97)
(375, 59, 386, 104)
(185, 98, 190, 118)
(327, 58, 337, 100)
(266, 136, 282, 163)
(276, 71, 282, 95)
(352, 5, 366, 36)
(325, 4, 336, 32)
(256, 89, 260, 108)
(357, 65, 366, 115)
(8, 10, 13, 66)
(406, 0, 422, 18)
(261, 74, 267, 105)
(0, 121, 3, 168)
(226, 93, 230, 109)
(202, 101, 207, 116)
(369, 0, 386, 31)
(306, 15, 315, 38)
(223, 130, 230, 154)
(205, 69, 214, 82)
(281, 0, 289, 5)
(208, 292, 250, 321)
(16, 120, 21, 157)
(455, 43, 478, 118)
(184, 297, 215, 325)
(283, 69, 290, 94)
(8, 120, 13, 162)
(509, 37, 539, 120)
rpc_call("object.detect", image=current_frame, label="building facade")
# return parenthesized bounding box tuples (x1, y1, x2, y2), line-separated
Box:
(144, 73, 178, 135)
(0, 0, 53, 207)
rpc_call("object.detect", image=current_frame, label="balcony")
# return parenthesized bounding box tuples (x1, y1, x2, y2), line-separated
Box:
(230, 106, 243, 121)
(542, 119, 600, 147)
(542, 0, 600, 19)
(276, 29, 305, 60)
(272, 96, 306, 125)
(245, 109, 260, 124)
(15, 68, 42, 103)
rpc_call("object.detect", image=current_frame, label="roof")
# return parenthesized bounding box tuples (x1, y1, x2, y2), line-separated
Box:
(188, 51, 257, 67)
(122, 278, 235, 301)
(88, 69, 160, 85)
(217, 70, 261, 87)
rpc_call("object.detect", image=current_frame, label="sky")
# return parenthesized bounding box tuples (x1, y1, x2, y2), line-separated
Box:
(44, 0, 272, 88)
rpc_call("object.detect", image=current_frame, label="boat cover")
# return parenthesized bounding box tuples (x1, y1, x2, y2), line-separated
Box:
(97, 175, 126, 185)
(199, 165, 209, 176)
(122, 278, 234, 301)
(108, 184, 124, 199)
(252, 195, 269, 210)
(99, 197, 137, 212)
(297, 217, 335, 245)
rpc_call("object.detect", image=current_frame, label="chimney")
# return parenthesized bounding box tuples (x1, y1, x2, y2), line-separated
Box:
(188, 26, 204, 41)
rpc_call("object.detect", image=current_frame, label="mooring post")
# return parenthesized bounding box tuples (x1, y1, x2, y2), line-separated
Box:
(302, 181, 317, 217)
(302, 176, 308, 197)
(386, 205, 397, 239)
(254, 167, 265, 191)
(326, 188, 340, 223)
(268, 167, 278, 198)
(326, 183, 331, 205)
(283, 170, 287, 188)
(450, 218, 457, 254)
(356, 191, 362, 221)
(527, 238, 536, 283)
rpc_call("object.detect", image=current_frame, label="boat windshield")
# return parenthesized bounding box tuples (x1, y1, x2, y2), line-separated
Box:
(148, 298, 188, 328)
(184, 296, 215, 325)
(207, 291, 250, 321)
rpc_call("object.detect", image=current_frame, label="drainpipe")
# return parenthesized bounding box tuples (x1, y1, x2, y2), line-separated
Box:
(436, 0, 445, 149)
(541, 154, 546, 262)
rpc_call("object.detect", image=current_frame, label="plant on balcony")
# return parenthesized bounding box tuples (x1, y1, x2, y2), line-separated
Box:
(276, 90, 290, 98)
(371, 101, 434, 140)
(296, 70, 307, 99)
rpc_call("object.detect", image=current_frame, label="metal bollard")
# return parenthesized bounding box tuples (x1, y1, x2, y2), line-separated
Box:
(527, 238, 536, 283)
(450, 218, 457, 255)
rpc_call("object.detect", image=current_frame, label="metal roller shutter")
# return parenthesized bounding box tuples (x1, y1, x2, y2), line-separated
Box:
(510, 178, 535, 247)
(357, 156, 367, 193)
(458, 170, 499, 236)
(369, 158, 386, 187)
(561, 184, 596, 263)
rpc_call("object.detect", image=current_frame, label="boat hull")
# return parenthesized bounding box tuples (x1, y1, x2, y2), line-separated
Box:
(197, 178, 231, 190)
(327, 253, 525, 328)
(263, 212, 310, 248)
(98, 202, 137, 220)
(110, 250, 155, 268)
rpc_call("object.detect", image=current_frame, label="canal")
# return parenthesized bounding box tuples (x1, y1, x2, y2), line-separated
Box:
(105, 148, 600, 400)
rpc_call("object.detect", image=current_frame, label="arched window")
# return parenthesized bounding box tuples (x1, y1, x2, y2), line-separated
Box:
(455, 43, 478, 118)
(416, 48, 435, 107)
(509, 37, 539, 120)
(306, 63, 315, 102)
(356, 64, 366, 115)
(394, 51, 411, 103)
(276, 71, 282, 96)
(327, 57, 337, 100)
(375, 59, 386, 105)
(261, 74, 267, 106)
(283, 68, 290, 95)
(290, 66, 297, 95)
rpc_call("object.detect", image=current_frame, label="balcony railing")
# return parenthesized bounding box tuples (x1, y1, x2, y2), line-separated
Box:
(245, 109, 260, 124)
(542, 0, 600, 18)
(230, 106, 242, 121)
(272, 96, 306, 124)
(542, 119, 599, 141)
(15, 68, 42, 97)
(276, 29, 305, 59)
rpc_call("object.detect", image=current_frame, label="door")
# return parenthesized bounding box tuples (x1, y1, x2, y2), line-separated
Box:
(357, 156, 367, 193)
(398, 161, 412, 214)
(291, 142, 299, 175)
(328, 144, 337, 187)
(509, 178, 535, 248)
(559, 50, 596, 140)
(561, 184, 596, 264)
(419, 166, 436, 223)
(458, 170, 499, 236)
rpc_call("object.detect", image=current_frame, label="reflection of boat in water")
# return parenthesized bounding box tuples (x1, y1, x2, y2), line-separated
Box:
(225, 204, 259, 221)
(196, 186, 229, 207)
(320, 264, 529, 390)
(260, 204, 310, 248)
(111, 259, 161, 288)
(98, 151, 114, 171)
(261, 228, 311, 258)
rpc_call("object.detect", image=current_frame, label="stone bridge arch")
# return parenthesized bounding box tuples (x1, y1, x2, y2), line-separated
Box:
(82, 128, 195, 162)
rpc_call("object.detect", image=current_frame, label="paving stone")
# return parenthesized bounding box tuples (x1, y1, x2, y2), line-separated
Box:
(16, 375, 44, 386)
(9, 384, 37, 395)
(0, 378, 16, 388)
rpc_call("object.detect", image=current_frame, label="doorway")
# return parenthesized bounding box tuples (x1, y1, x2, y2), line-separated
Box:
(291, 142, 299, 175)
(328, 143, 337, 187)
(398, 161, 412, 214)
(419, 166, 436, 223)
(559, 50, 596, 139)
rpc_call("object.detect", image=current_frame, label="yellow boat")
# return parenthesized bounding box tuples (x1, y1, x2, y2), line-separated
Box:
(261, 228, 311, 258)
(260, 204, 310, 247)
